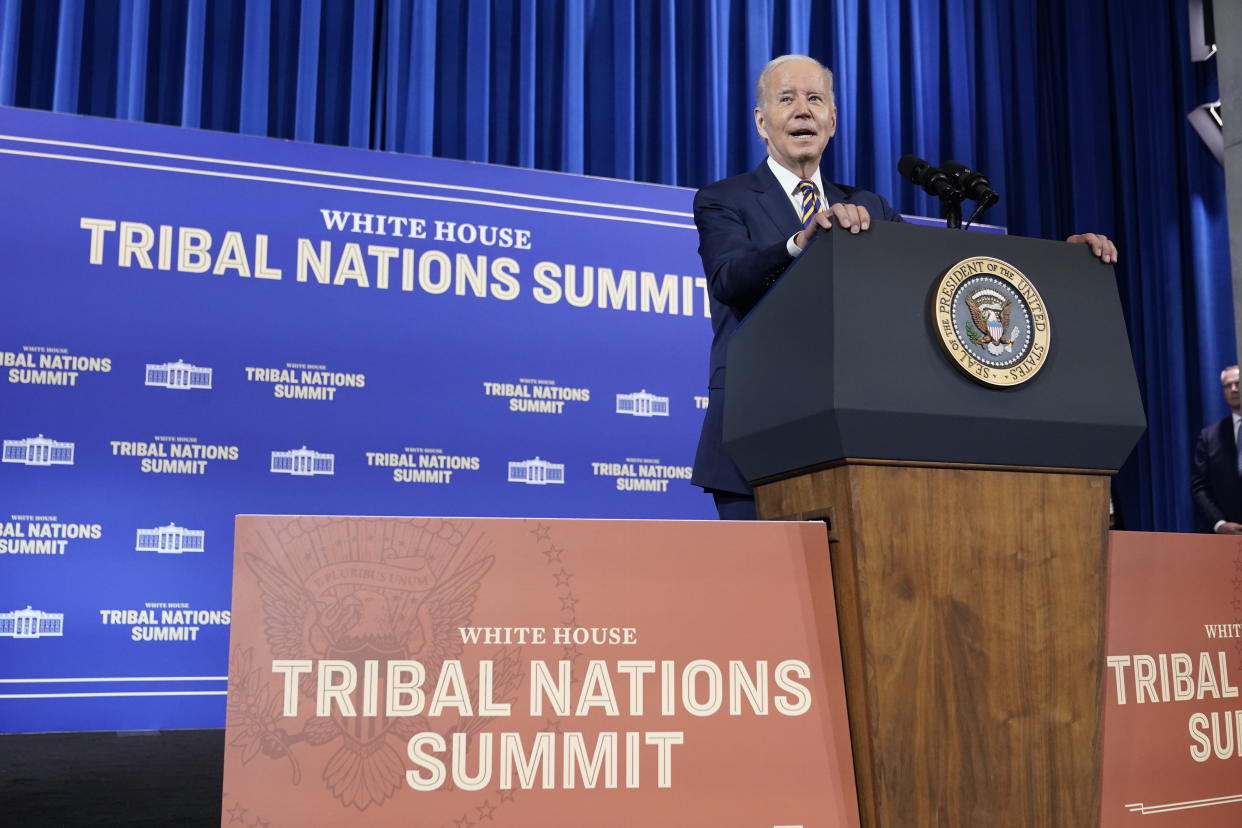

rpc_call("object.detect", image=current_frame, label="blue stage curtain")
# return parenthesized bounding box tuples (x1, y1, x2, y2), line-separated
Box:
(0, 0, 1230, 530)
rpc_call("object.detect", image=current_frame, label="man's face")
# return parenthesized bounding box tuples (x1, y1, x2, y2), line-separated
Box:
(754, 60, 837, 175)
(1224, 367, 1241, 412)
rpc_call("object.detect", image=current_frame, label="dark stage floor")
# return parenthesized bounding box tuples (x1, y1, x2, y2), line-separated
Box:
(0, 729, 224, 828)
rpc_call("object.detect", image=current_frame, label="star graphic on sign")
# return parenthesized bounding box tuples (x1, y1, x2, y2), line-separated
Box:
(563, 642, 582, 664)
(1235, 556, 1242, 571)
(1234, 598, 1242, 612)
(1234, 575, 1242, 589)
(499, 789, 517, 804)
(476, 800, 497, 821)
(532, 523, 551, 541)
(454, 815, 474, 828)
(561, 594, 579, 612)
(543, 717, 563, 733)
(553, 568, 572, 587)
(252, 818, 270, 828)
(227, 803, 247, 824)
(543, 544, 563, 563)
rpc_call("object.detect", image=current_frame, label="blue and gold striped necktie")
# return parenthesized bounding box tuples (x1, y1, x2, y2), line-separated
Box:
(797, 179, 821, 227)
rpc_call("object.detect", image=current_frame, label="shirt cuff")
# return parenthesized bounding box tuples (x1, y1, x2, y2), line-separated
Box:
(786, 234, 803, 258)
(1215, 520, 1227, 532)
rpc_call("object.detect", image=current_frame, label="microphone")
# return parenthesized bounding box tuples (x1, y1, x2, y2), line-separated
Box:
(942, 160, 1000, 208)
(897, 154, 963, 201)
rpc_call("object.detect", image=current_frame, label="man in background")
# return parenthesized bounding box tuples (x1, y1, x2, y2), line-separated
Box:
(1191, 364, 1242, 533)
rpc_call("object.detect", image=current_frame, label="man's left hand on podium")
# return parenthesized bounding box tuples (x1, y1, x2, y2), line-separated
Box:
(1066, 232, 1118, 264)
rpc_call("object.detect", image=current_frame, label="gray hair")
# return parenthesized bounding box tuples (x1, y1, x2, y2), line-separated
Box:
(754, 54, 835, 111)
(1222, 365, 1240, 384)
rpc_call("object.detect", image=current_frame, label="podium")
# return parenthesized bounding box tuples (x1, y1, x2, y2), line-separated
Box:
(723, 222, 1145, 827)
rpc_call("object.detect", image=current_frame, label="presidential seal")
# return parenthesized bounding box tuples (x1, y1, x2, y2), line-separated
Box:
(932, 256, 1050, 387)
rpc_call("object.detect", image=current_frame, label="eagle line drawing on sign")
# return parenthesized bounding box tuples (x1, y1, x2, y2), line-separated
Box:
(228, 530, 525, 812)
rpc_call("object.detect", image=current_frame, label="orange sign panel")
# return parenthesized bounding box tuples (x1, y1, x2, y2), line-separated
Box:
(1102, 531, 1242, 826)
(222, 516, 860, 827)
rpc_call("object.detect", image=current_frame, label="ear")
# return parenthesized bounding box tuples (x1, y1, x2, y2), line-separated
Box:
(827, 105, 838, 139)
(754, 107, 768, 144)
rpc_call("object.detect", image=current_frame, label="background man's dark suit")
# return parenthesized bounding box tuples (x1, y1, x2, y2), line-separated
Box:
(1191, 416, 1242, 530)
(690, 160, 901, 496)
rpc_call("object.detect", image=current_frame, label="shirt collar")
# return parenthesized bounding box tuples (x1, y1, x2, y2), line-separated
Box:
(766, 156, 824, 197)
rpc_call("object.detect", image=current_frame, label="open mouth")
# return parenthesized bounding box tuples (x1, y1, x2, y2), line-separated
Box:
(789, 129, 817, 139)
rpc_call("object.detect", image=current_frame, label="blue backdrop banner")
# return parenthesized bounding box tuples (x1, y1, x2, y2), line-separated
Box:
(0, 106, 717, 733)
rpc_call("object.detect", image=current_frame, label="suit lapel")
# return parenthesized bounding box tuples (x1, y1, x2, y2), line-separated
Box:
(821, 180, 849, 207)
(1224, 417, 1240, 476)
(751, 161, 801, 239)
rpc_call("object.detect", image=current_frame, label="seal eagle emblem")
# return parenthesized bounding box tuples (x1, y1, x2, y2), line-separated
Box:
(932, 256, 1051, 387)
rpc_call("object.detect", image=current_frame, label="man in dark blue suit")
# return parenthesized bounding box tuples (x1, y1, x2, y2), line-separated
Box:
(1191, 364, 1242, 533)
(691, 54, 1119, 520)
(690, 55, 897, 519)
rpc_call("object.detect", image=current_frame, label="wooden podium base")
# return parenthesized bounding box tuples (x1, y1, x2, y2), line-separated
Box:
(756, 463, 1110, 828)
